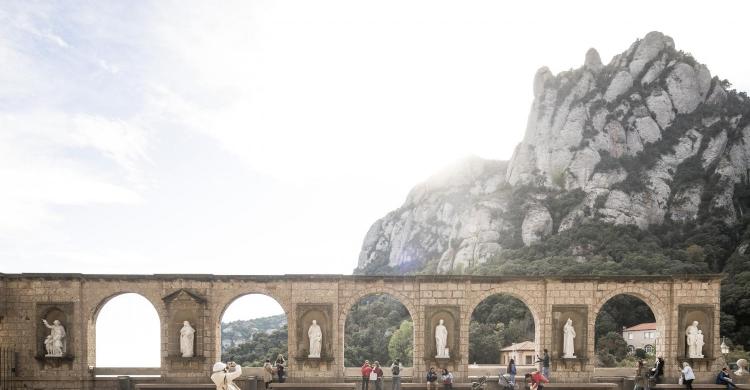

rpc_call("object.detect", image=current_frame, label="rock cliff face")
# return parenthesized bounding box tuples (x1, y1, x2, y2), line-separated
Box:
(357, 32, 750, 273)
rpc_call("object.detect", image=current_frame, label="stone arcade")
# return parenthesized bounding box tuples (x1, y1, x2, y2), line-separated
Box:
(0, 273, 723, 389)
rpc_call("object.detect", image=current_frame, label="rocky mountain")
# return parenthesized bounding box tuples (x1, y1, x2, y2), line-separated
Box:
(356, 31, 750, 275)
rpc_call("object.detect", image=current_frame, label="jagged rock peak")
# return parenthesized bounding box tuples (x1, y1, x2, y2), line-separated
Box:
(357, 31, 750, 274)
(584, 48, 603, 72)
(533, 66, 553, 98)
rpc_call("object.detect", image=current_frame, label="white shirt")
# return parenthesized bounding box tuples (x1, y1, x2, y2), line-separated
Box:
(211, 366, 243, 390)
(682, 366, 695, 381)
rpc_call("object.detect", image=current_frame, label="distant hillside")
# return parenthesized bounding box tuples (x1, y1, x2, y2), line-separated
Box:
(221, 314, 287, 354)
(355, 31, 750, 353)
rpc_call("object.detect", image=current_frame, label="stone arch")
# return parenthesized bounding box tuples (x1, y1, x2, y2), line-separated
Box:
(591, 285, 667, 359)
(214, 289, 291, 363)
(339, 287, 417, 368)
(87, 290, 164, 367)
(465, 286, 544, 363)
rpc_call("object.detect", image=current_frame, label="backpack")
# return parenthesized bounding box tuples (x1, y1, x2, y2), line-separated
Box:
(392, 365, 400, 376)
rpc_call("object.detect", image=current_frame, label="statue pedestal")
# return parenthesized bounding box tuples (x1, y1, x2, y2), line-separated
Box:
(553, 357, 588, 371)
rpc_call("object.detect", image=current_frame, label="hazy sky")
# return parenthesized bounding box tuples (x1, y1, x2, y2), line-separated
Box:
(2, 0, 749, 276)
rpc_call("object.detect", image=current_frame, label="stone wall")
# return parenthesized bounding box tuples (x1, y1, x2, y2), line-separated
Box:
(0, 273, 723, 388)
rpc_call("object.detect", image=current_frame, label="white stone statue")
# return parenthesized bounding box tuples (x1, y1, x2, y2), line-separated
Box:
(42, 319, 66, 357)
(686, 321, 702, 358)
(435, 319, 449, 358)
(695, 330, 705, 358)
(563, 318, 576, 358)
(44, 335, 54, 356)
(308, 320, 322, 358)
(735, 359, 749, 376)
(180, 320, 196, 358)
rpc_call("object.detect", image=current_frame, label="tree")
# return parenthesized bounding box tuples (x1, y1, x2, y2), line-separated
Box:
(596, 331, 629, 361)
(469, 321, 505, 363)
(388, 320, 413, 363)
(345, 294, 412, 366)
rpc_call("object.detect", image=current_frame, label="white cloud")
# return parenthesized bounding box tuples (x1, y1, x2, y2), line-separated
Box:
(0, 112, 149, 232)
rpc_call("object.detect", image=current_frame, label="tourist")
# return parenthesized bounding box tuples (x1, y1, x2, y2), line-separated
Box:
(680, 362, 695, 390)
(535, 349, 550, 380)
(372, 361, 384, 390)
(505, 358, 516, 387)
(263, 359, 274, 389)
(211, 361, 243, 390)
(391, 359, 403, 390)
(275, 354, 287, 383)
(634, 359, 644, 390)
(426, 367, 438, 390)
(441, 368, 453, 390)
(716, 367, 737, 389)
(647, 356, 664, 389)
(524, 370, 548, 390)
(362, 360, 373, 390)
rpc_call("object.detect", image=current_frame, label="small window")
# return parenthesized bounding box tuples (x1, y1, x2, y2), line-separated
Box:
(525, 356, 532, 365)
(645, 345, 655, 354)
(628, 333, 633, 340)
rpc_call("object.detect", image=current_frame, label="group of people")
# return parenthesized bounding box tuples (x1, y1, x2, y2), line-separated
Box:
(262, 354, 288, 389)
(210, 354, 287, 390)
(209, 352, 742, 390)
(631, 356, 738, 390)
(360, 359, 408, 390)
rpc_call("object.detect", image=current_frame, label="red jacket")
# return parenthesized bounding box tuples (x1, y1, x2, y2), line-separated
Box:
(530, 372, 549, 385)
(362, 364, 372, 377)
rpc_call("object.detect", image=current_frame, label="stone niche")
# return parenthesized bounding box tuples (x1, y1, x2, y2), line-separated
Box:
(36, 302, 74, 361)
(551, 305, 588, 360)
(678, 304, 714, 359)
(424, 305, 460, 362)
(162, 289, 207, 370)
(296, 304, 332, 361)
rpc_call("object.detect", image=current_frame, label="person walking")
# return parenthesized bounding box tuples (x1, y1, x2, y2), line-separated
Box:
(390, 359, 403, 390)
(505, 358, 516, 387)
(275, 354, 287, 383)
(535, 349, 550, 381)
(716, 367, 737, 389)
(362, 360, 373, 390)
(426, 367, 438, 390)
(262, 359, 274, 389)
(211, 361, 243, 390)
(680, 362, 695, 390)
(441, 368, 453, 390)
(372, 361, 384, 390)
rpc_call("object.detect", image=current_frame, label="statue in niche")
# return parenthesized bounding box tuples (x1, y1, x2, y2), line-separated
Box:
(686, 321, 703, 358)
(180, 320, 196, 357)
(42, 319, 66, 357)
(435, 319, 449, 358)
(562, 318, 576, 358)
(308, 320, 322, 358)
(695, 330, 705, 358)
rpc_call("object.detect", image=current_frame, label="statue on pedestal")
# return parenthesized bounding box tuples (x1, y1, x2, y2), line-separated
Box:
(42, 319, 66, 357)
(308, 320, 322, 358)
(180, 320, 196, 357)
(686, 321, 704, 358)
(435, 319, 449, 358)
(563, 318, 576, 358)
